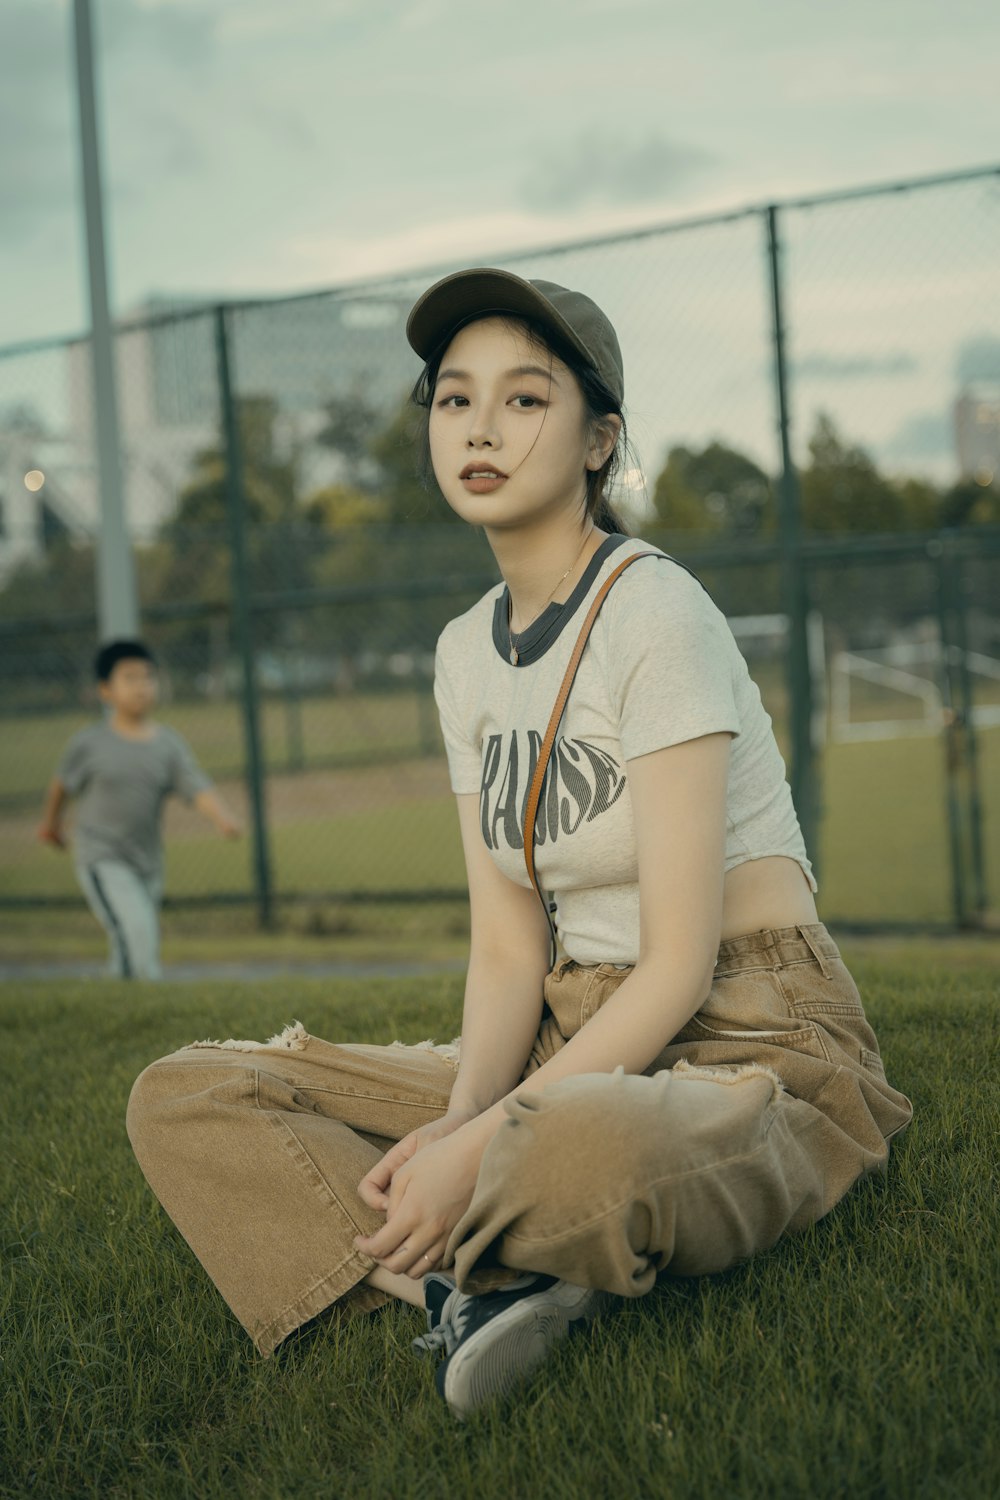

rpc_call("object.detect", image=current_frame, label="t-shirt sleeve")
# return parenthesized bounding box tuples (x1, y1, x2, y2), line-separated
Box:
(605, 564, 742, 760)
(167, 732, 213, 803)
(55, 729, 94, 795)
(434, 628, 483, 795)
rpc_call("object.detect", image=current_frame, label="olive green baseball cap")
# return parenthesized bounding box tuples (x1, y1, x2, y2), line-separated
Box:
(405, 267, 624, 406)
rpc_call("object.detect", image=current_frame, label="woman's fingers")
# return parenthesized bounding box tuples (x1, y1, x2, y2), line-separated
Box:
(404, 1241, 447, 1279)
(357, 1174, 389, 1210)
(355, 1217, 412, 1262)
(356, 1131, 478, 1274)
(357, 1133, 417, 1206)
(355, 1206, 442, 1271)
(378, 1236, 447, 1278)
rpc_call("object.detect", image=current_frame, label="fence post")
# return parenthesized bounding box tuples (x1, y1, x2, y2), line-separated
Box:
(765, 205, 819, 873)
(933, 532, 986, 927)
(280, 521, 306, 773)
(72, 0, 139, 639)
(214, 305, 274, 927)
(952, 545, 988, 918)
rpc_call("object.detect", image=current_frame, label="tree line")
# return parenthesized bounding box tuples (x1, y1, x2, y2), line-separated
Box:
(651, 412, 998, 537)
(2, 395, 996, 628)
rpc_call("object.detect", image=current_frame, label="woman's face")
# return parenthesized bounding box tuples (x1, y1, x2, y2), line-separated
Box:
(428, 316, 602, 531)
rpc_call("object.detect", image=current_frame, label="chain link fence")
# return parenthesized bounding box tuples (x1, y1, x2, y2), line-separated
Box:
(1, 167, 998, 931)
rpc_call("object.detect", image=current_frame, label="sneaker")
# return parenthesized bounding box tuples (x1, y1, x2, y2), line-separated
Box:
(413, 1272, 607, 1419)
(421, 1271, 456, 1330)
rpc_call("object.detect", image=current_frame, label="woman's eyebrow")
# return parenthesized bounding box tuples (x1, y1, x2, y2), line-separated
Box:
(511, 364, 560, 385)
(436, 365, 560, 385)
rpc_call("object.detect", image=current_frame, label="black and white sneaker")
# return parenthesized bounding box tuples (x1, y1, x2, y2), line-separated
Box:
(414, 1272, 607, 1419)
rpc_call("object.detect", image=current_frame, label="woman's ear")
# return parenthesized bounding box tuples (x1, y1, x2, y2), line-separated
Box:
(586, 413, 622, 472)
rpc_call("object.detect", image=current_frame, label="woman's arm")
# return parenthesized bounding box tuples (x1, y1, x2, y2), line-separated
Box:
(358, 793, 551, 1212)
(446, 793, 552, 1115)
(356, 731, 732, 1275)
(463, 731, 731, 1141)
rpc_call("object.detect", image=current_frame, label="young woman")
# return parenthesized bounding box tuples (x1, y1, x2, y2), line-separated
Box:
(127, 269, 912, 1420)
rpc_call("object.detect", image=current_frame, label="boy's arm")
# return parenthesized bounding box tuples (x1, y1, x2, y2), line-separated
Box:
(192, 787, 242, 839)
(168, 730, 241, 838)
(37, 778, 70, 848)
(41, 728, 91, 847)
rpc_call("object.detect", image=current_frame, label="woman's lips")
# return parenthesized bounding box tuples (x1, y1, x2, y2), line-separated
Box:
(461, 473, 507, 494)
(460, 465, 508, 495)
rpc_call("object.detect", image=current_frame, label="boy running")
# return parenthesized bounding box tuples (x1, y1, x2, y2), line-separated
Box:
(37, 639, 241, 980)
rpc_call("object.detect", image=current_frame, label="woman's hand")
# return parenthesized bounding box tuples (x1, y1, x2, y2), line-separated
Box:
(354, 1120, 491, 1278)
(358, 1107, 478, 1213)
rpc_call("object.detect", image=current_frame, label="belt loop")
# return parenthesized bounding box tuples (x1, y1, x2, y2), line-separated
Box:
(797, 924, 834, 980)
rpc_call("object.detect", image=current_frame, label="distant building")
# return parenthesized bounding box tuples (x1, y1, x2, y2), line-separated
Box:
(60, 289, 420, 537)
(954, 383, 1000, 484)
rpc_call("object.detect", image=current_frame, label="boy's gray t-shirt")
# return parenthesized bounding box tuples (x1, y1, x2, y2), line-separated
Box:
(434, 536, 816, 967)
(56, 723, 212, 880)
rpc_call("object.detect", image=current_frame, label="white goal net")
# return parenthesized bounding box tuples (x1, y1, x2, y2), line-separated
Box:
(729, 614, 1000, 746)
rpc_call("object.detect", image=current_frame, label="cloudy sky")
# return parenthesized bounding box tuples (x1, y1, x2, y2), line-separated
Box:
(2, 0, 999, 347)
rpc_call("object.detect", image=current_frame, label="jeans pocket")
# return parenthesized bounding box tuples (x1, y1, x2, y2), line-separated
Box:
(543, 962, 631, 1039)
(675, 1012, 832, 1063)
(669, 964, 834, 1065)
(776, 955, 865, 1019)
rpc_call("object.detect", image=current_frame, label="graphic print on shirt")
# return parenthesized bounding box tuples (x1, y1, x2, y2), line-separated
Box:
(480, 731, 626, 850)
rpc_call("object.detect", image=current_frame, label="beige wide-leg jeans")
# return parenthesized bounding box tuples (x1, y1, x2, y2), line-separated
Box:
(126, 924, 912, 1356)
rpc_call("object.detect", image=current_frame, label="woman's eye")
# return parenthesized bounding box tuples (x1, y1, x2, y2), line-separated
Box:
(512, 394, 544, 409)
(437, 393, 468, 408)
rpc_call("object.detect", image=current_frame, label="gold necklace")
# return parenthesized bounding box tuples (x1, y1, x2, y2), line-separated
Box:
(507, 528, 595, 666)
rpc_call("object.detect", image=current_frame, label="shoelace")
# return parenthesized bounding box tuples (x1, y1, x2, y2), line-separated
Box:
(412, 1286, 475, 1357)
(412, 1275, 543, 1358)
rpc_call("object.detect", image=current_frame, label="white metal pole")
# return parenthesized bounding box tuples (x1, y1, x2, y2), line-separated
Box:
(72, 0, 138, 638)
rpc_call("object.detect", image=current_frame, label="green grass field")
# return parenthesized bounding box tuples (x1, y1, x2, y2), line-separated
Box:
(2, 725, 996, 937)
(1, 940, 997, 1498)
(0, 693, 438, 803)
(0, 900, 474, 969)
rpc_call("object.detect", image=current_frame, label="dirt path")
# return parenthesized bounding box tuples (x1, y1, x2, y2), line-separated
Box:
(1, 758, 454, 847)
(0, 955, 466, 982)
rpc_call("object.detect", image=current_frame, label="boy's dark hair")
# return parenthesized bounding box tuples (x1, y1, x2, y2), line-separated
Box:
(94, 639, 157, 682)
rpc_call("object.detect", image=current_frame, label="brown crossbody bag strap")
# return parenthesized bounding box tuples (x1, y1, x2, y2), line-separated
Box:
(521, 551, 661, 962)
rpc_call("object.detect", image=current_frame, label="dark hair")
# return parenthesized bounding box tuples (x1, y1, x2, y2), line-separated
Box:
(411, 313, 631, 535)
(95, 638, 157, 682)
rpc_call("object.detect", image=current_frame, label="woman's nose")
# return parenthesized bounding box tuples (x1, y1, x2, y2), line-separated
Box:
(467, 406, 500, 448)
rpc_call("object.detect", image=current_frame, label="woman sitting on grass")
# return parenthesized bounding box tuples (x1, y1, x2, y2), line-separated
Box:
(127, 269, 912, 1420)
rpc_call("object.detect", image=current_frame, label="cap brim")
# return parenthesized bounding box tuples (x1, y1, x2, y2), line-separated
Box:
(406, 268, 590, 370)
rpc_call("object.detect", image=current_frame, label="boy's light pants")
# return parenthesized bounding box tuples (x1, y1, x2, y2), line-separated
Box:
(78, 860, 163, 980)
(126, 924, 912, 1355)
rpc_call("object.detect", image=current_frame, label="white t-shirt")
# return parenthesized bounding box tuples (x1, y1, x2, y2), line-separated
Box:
(434, 534, 816, 965)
